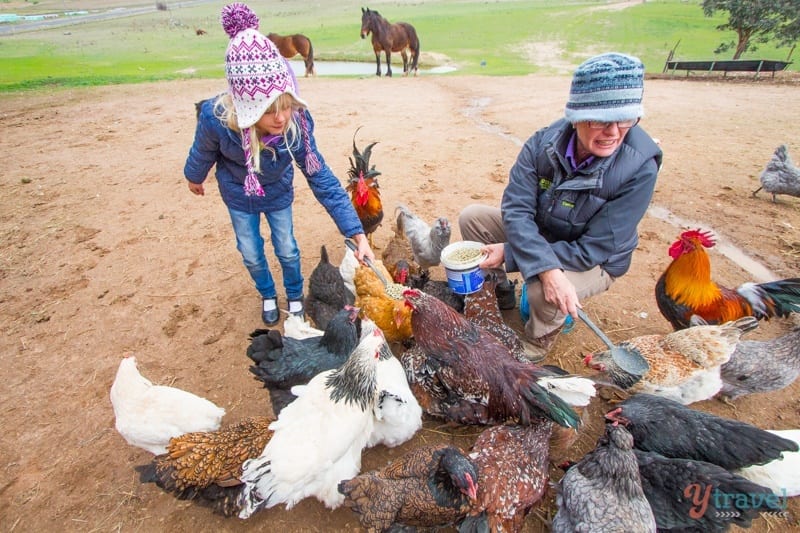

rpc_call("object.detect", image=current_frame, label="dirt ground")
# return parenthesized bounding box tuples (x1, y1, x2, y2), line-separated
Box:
(1, 72, 799, 532)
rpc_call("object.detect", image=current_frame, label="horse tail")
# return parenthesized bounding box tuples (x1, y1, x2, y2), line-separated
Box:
(306, 37, 315, 76)
(405, 24, 420, 73)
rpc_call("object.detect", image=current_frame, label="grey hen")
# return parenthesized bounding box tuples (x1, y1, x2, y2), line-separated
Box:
(552, 423, 656, 532)
(752, 144, 800, 202)
(395, 204, 451, 271)
(719, 326, 800, 400)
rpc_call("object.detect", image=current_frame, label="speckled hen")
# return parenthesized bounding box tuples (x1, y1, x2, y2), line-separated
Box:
(462, 421, 552, 533)
(584, 317, 757, 404)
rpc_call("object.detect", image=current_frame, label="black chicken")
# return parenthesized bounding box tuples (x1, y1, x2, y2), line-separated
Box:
(337, 443, 478, 532)
(304, 245, 353, 331)
(401, 288, 580, 428)
(605, 393, 799, 470)
(635, 449, 781, 532)
(247, 305, 361, 414)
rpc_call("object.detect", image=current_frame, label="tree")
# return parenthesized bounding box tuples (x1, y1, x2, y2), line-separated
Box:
(702, 0, 800, 59)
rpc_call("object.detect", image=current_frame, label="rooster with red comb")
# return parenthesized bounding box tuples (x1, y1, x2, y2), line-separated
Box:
(655, 229, 800, 330)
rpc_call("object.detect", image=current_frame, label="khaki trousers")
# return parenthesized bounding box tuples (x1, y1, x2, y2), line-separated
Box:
(459, 204, 615, 340)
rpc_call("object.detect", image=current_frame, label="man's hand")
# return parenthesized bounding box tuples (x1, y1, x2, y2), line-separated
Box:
(478, 243, 506, 269)
(539, 268, 580, 318)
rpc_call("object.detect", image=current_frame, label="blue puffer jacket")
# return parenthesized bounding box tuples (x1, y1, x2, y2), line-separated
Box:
(184, 97, 364, 238)
(502, 118, 662, 280)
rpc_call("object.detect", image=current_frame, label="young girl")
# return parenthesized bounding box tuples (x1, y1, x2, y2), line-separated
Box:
(184, 3, 374, 325)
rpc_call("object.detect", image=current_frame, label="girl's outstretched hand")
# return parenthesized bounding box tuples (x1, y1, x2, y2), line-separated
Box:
(187, 181, 205, 196)
(349, 233, 375, 263)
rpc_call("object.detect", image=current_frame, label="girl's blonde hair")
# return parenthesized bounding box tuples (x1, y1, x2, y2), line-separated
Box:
(214, 92, 304, 173)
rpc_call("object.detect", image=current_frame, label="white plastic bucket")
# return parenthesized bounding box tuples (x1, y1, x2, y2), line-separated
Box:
(440, 241, 487, 295)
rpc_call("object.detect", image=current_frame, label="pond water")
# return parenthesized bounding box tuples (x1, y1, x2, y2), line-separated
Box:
(288, 60, 457, 77)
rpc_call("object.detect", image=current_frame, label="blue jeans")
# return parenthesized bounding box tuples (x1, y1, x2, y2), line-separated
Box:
(227, 205, 304, 301)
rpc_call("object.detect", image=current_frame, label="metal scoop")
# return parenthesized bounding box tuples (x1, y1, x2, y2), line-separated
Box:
(344, 238, 388, 287)
(577, 309, 650, 375)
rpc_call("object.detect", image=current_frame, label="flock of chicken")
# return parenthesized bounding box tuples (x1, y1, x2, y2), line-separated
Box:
(110, 138, 800, 532)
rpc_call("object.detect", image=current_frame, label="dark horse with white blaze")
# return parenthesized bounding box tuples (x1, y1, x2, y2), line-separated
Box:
(360, 7, 420, 77)
(267, 32, 315, 77)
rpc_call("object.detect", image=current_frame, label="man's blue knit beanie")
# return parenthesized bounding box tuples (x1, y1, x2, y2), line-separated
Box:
(565, 53, 644, 123)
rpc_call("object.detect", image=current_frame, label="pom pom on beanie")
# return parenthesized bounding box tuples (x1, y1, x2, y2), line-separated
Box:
(565, 53, 644, 124)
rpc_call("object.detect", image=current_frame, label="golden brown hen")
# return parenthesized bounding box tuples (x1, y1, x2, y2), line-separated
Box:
(462, 421, 551, 533)
(337, 443, 478, 532)
(354, 263, 413, 344)
(136, 415, 274, 517)
(346, 128, 383, 248)
(584, 316, 758, 405)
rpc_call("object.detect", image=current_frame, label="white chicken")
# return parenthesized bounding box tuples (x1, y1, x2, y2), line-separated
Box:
(737, 429, 800, 496)
(339, 247, 360, 299)
(288, 323, 422, 449)
(237, 320, 390, 518)
(368, 342, 423, 448)
(110, 354, 225, 455)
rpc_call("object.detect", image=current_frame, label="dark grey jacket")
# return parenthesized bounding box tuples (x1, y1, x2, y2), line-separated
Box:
(502, 118, 662, 280)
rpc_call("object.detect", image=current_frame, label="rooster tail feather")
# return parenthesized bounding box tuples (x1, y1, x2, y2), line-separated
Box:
(522, 380, 581, 429)
(755, 278, 800, 317)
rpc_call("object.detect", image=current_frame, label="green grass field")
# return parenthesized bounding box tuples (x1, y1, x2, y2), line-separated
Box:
(0, 0, 796, 91)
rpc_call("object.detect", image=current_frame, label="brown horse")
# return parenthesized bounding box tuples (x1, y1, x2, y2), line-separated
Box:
(267, 32, 315, 77)
(360, 7, 420, 77)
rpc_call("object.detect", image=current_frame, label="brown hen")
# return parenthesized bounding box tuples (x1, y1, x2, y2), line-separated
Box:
(136, 415, 274, 517)
(346, 128, 383, 248)
(463, 422, 551, 533)
(338, 443, 478, 532)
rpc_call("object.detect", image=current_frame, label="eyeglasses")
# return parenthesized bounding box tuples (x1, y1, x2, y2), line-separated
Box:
(586, 118, 640, 130)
